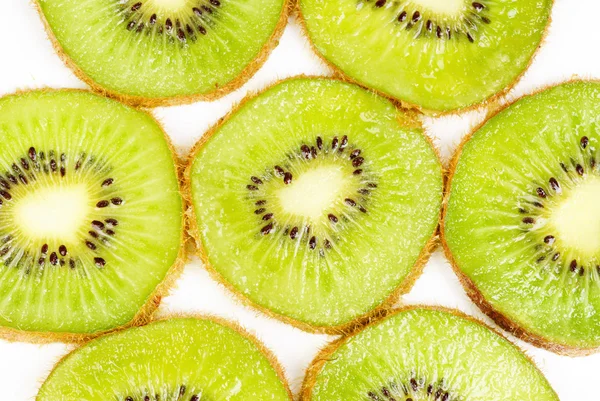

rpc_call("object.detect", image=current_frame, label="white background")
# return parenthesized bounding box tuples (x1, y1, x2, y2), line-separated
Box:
(0, 0, 599, 400)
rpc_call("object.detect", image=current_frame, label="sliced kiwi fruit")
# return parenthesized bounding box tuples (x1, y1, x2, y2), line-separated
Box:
(301, 306, 558, 401)
(443, 81, 600, 354)
(298, 0, 552, 113)
(35, 0, 288, 106)
(186, 77, 443, 332)
(0, 90, 183, 342)
(37, 316, 292, 400)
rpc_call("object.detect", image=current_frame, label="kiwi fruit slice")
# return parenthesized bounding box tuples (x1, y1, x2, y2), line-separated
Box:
(0, 90, 183, 342)
(443, 81, 600, 354)
(37, 316, 292, 401)
(301, 306, 558, 401)
(298, 0, 552, 113)
(186, 77, 443, 332)
(35, 0, 289, 106)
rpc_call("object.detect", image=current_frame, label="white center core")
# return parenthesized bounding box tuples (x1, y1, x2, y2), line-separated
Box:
(549, 176, 600, 256)
(410, 0, 464, 15)
(14, 185, 90, 242)
(277, 166, 348, 219)
(148, 0, 188, 11)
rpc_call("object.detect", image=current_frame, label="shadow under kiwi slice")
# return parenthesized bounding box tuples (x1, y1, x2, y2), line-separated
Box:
(444, 81, 600, 355)
(0, 90, 184, 342)
(186, 77, 443, 333)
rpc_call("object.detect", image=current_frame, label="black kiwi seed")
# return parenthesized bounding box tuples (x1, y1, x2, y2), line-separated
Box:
(536, 187, 547, 198)
(92, 220, 105, 230)
(328, 214, 338, 223)
(570, 260, 578, 272)
(261, 223, 274, 235)
(247, 185, 259, 191)
(102, 178, 114, 187)
(290, 227, 299, 239)
(375, 0, 386, 7)
(316, 136, 323, 150)
(94, 257, 106, 268)
(544, 235, 555, 244)
(576, 164, 584, 175)
(86, 241, 97, 251)
(398, 11, 407, 22)
(105, 218, 119, 226)
(352, 157, 365, 168)
(111, 197, 123, 205)
(309, 236, 317, 249)
(473, 2, 484, 11)
(283, 172, 293, 185)
(522, 217, 535, 224)
(97, 200, 109, 208)
(59, 245, 68, 256)
(549, 177, 560, 191)
(581, 136, 589, 148)
(412, 11, 421, 23)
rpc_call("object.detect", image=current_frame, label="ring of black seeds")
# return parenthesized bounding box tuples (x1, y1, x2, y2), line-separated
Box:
(0, 147, 125, 273)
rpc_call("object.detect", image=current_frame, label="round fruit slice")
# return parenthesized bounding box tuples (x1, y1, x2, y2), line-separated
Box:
(444, 81, 600, 354)
(298, 0, 552, 113)
(38, 317, 292, 401)
(301, 307, 558, 401)
(186, 77, 443, 332)
(0, 90, 183, 342)
(35, 0, 288, 106)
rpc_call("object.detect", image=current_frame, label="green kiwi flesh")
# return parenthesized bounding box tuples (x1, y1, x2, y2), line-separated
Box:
(302, 307, 558, 401)
(36, 0, 286, 102)
(444, 82, 600, 351)
(188, 77, 443, 330)
(299, 0, 552, 112)
(37, 317, 291, 400)
(0, 90, 182, 337)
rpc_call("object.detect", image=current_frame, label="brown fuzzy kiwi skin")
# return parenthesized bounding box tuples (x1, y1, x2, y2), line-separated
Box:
(32, 0, 293, 108)
(294, 0, 555, 117)
(299, 304, 560, 401)
(37, 313, 294, 401)
(183, 75, 444, 336)
(440, 79, 600, 357)
(0, 88, 188, 345)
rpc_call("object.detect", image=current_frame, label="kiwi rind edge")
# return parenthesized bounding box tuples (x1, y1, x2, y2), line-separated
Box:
(299, 304, 559, 401)
(0, 88, 188, 344)
(294, 0, 555, 116)
(37, 313, 294, 401)
(32, 0, 293, 108)
(183, 75, 444, 335)
(440, 79, 600, 357)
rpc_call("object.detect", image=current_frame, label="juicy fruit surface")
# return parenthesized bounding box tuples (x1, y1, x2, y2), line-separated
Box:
(0, 91, 182, 334)
(307, 308, 557, 401)
(299, 0, 552, 112)
(37, 0, 285, 99)
(445, 82, 600, 348)
(38, 318, 291, 401)
(190, 78, 443, 328)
